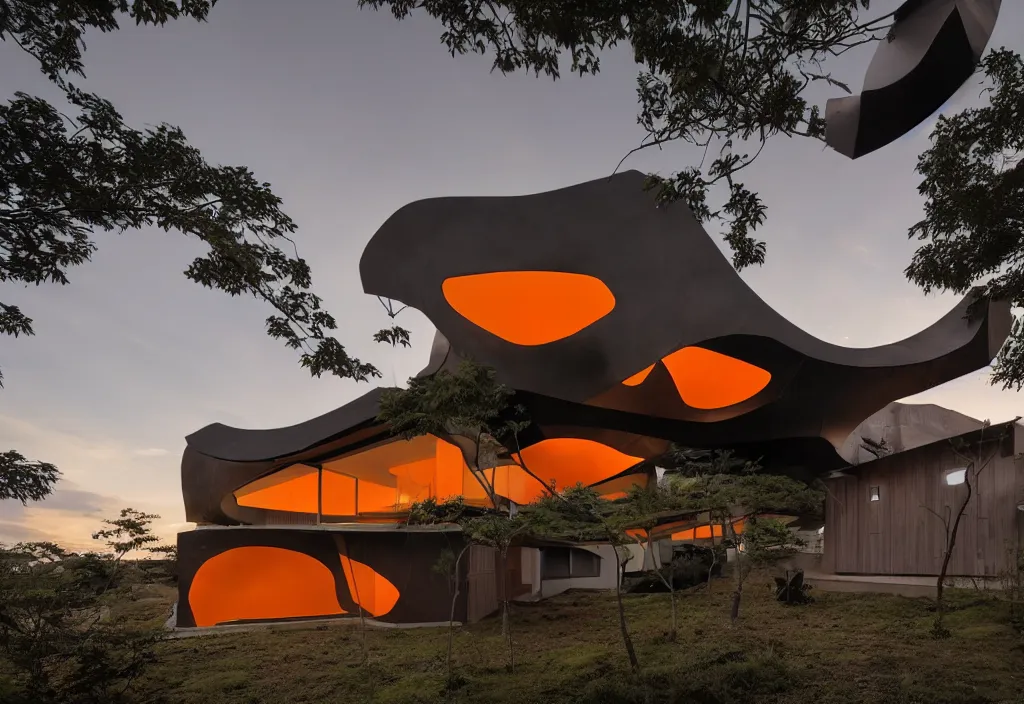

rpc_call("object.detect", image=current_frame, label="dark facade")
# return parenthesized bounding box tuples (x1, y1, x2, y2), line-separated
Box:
(177, 167, 1012, 626)
(826, 0, 1001, 159)
(176, 526, 470, 628)
(823, 421, 1024, 577)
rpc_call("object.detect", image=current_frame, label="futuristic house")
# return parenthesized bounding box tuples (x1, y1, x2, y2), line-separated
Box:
(175, 171, 1011, 628)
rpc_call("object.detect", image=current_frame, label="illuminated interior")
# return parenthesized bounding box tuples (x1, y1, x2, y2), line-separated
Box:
(592, 472, 649, 499)
(189, 546, 345, 627)
(661, 346, 771, 409)
(621, 364, 655, 386)
(670, 519, 745, 541)
(233, 436, 493, 516)
(514, 438, 643, 492)
(340, 555, 400, 618)
(441, 271, 615, 346)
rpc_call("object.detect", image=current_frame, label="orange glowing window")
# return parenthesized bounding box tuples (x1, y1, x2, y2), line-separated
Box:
(514, 438, 643, 492)
(592, 472, 648, 500)
(441, 271, 615, 345)
(492, 464, 547, 505)
(235, 465, 319, 513)
(357, 479, 399, 514)
(189, 547, 345, 627)
(391, 458, 435, 507)
(661, 347, 771, 410)
(671, 519, 746, 541)
(322, 472, 357, 516)
(340, 556, 400, 618)
(622, 364, 655, 387)
(434, 439, 467, 501)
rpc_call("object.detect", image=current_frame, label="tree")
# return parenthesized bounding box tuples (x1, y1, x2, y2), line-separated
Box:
(360, 1, 1024, 389)
(922, 418, 1021, 637)
(2, 0, 399, 508)
(410, 497, 472, 684)
(908, 49, 1024, 391)
(520, 485, 641, 672)
(91, 508, 160, 588)
(611, 483, 688, 641)
(378, 359, 537, 509)
(0, 451, 59, 504)
(410, 496, 527, 679)
(0, 542, 159, 704)
(665, 449, 824, 623)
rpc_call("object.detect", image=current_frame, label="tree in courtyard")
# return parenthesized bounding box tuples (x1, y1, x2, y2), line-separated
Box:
(923, 418, 1021, 637)
(2, 1, 401, 506)
(359, 2, 1024, 390)
(665, 449, 824, 623)
(519, 485, 641, 672)
(410, 496, 526, 680)
(377, 359, 536, 508)
(610, 483, 690, 641)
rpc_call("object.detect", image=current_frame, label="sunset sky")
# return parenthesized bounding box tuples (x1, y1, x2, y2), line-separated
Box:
(1, 1, 1022, 551)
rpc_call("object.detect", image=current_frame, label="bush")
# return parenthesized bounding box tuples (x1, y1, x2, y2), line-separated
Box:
(0, 543, 161, 704)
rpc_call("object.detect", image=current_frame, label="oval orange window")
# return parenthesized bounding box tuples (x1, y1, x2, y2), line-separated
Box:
(514, 438, 643, 492)
(189, 547, 345, 627)
(661, 346, 771, 410)
(442, 271, 615, 346)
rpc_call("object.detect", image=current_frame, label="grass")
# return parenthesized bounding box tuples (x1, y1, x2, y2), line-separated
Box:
(114, 575, 1024, 704)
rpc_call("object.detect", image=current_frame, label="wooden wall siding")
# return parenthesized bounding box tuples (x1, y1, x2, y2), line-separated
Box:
(466, 545, 498, 623)
(825, 433, 1022, 577)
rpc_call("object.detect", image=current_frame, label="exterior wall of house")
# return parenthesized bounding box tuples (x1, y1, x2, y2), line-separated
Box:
(823, 427, 1023, 577)
(537, 544, 619, 598)
(622, 540, 671, 573)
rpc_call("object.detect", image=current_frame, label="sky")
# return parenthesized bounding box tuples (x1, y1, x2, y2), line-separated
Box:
(1, 1, 1022, 551)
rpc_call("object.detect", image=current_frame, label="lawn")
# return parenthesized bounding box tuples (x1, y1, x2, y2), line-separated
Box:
(120, 576, 1024, 704)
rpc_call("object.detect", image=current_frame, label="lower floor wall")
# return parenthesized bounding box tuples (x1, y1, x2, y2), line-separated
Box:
(176, 527, 467, 628)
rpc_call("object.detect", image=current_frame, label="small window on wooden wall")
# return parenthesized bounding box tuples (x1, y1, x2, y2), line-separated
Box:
(945, 468, 967, 486)
(869, 486, 880, 502)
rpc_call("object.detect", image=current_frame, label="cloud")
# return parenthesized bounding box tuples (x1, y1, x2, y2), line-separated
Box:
(134, 448, 170, 457)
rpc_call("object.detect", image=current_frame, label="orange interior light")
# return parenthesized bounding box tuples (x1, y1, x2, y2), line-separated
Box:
(441, 271, 615, 345)
(661, 347, 771, 410)
(189, 547, 345, 627)
(514, 438, 643, 492)
(621, 364, 655, 387)
(340, 556, 400, 618)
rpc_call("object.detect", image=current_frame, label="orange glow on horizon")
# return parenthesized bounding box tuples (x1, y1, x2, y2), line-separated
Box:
(189, 547, 345, 627)
(340, 556, 400, 618)
(661, 347, 771, 410)
(441, 271, 615, 345)
(514, 438, 643, 492)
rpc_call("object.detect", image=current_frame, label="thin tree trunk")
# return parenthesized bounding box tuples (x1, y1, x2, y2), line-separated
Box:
(499, 548, 514, 670)
(936, 474, 972, 632)
(646, 533, 677, 640)
(613, 554, 640, 671)
(446, 544, 471, 680)
(727, 518, 744, 624)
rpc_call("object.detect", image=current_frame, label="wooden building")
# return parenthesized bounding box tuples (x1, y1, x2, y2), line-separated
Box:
(823, 421, 1024, 577)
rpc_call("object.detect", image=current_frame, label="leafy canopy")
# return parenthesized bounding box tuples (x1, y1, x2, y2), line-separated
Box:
(908, 49, 1024, 390)
(1, 0, 399, 505)
(0, 451, 60, 504)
